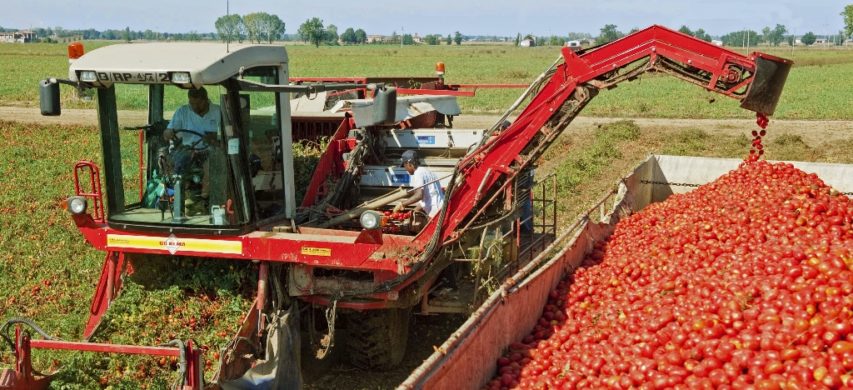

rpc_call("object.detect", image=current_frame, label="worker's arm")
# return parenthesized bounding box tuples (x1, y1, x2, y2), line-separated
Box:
(395, 188, 423, 212)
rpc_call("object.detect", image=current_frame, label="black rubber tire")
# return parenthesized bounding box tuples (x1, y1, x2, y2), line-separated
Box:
(345, 308, 411, 370)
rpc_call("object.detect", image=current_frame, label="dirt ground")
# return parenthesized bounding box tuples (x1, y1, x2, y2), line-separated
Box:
(5, 106, 850, 146)
(455, 114, 853, 146)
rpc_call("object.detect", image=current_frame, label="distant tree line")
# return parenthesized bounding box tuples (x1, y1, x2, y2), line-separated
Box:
(589, 23, 846, 48)
(6, 3, 851, 48)
(215, 12, 285, 43)
(0, 26, 214, 42)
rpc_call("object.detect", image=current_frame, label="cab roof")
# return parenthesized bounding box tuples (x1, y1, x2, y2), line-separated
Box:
(69, 42, 287, 88)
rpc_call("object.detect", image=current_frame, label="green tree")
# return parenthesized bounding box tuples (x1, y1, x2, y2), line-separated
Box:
(453, 31, 463, 45)
(341, 27, 356, 44)
(566, 32, 591, 41)
(720, 30, 759, 47)
(761, 26, 772, 44)
(770, 24, 787, 46)
(786, 35, 795, 46)
(298, 17, 325, 47)
(215, 14, 245, 43)
(843, 4, 853, 37)
(123, 27, 131, 43)
(355, 29, 367, 44)
(446, 34, 452, 45)
(595, 24, 623, 45)
(325, 24, 339, 44)
(265, 14, 285, 43)
(514, 33, 521, 46)
(424, 34, 440, 45)
(761, 24, 786, 46)
(243, 12, 263, 43)
(243, 12, 284, 43)
(678, 25, 693, 36)
(548, 36, 565, 46)
(402, 34, 414, 45)
(800, 31, 817, 45)
(693, 28, 711, 42)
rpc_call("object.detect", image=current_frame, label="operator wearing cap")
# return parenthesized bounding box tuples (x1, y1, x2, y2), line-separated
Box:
(394, 150, 445, 218)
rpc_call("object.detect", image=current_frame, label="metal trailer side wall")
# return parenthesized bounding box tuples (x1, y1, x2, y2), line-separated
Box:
(400, 155, 853, 390)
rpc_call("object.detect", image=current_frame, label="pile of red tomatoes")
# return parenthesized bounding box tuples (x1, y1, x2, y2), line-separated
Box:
(486, 161, 852, 389)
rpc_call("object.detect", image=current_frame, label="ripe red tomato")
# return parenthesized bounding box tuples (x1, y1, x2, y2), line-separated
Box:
(484, 161, 853, 389)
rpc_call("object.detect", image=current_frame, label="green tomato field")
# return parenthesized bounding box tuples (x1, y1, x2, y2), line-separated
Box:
(0, 41, 850, 388)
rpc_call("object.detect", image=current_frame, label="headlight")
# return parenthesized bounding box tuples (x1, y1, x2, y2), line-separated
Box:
(79, 71, 97, 82)
(67, 196, 88, 215)
(359, 211, 382, 230)
(171, 72, 191, 84)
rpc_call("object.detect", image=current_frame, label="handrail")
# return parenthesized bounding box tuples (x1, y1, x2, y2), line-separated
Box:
(73, 161, 105, 223)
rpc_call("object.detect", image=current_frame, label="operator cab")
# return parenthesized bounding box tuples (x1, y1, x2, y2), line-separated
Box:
(50, 43, 296, 234)
(42, 42, 477, 237)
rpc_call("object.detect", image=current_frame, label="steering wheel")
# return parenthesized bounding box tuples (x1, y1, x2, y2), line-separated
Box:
(171, 129, 211, 152)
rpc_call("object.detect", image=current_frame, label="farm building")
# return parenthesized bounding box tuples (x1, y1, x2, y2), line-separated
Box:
(519, 38, 535, 47)
(0, 30, 35, 43)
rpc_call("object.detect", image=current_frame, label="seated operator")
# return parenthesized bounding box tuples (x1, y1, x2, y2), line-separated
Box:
(167, 87, 221, 148)
(393, 150, 445, 220)
(165, 87, 222, 214)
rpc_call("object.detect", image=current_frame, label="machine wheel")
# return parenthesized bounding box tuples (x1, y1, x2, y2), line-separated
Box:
(345, 307, 411, 370)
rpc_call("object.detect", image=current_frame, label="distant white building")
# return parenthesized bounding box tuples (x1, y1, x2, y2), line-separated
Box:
(565, 40, 582, 51)
(711, 39, 724, 47)
(366, 35, 386, 44)
(0, 30, 35, 43)
(519, 38, 535, 47)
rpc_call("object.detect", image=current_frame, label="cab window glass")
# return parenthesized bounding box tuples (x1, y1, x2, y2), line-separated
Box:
(108, 84, 250, 227)
(241, 67, 286, 220)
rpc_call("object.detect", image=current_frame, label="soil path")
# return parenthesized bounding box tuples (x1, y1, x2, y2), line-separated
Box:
(4, 106, 849, 146)
(455, 114, 852, 146)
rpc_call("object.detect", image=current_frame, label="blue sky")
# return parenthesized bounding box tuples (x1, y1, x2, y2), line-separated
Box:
(4, 0, 848, 37)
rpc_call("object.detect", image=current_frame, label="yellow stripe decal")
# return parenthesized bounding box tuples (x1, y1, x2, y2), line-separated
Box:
(107, 234, 242, 255)
(300, 246, 331, 257)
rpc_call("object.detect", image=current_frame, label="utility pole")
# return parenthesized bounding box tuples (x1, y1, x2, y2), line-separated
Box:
(746, 29, 750, 53)
(225, 0, 230, 52)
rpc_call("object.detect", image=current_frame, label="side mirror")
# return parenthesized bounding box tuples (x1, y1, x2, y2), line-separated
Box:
(372, 86, 397, 125)
(39, 79, 61, 116)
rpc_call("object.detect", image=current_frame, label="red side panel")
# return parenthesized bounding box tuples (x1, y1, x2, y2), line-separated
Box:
(300, 114, 355, 208)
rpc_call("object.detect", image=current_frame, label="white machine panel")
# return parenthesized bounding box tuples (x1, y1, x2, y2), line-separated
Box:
(379, 129, 484, 151)
(360, 165, 455, 188)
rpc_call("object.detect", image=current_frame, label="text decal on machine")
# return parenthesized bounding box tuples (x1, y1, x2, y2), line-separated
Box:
(301, 246, 331, 256)
(106, 233, 242, 255)
(97, 72, 170, 83)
